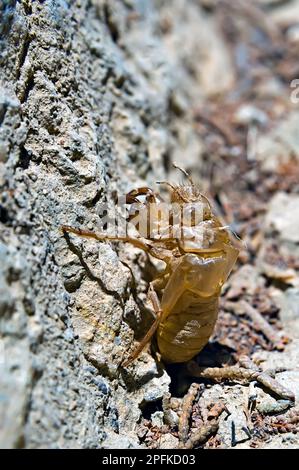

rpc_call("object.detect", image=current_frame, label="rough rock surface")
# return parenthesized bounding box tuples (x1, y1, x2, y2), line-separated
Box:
(1, 0, 299, 449)
(0, 0, 164, 449)
(0, 0, 209, 449)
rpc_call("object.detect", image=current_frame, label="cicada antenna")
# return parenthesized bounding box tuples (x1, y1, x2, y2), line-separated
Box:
(199, 193, 212, 208)
(156, 181, 177, 191)
(156, 180, 191, 204)
(172, 162, 194, 185)
(172, 163, 210, 207)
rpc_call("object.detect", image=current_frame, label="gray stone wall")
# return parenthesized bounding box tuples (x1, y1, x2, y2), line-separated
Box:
(2, 0, 298, 450)
(0, 0, 208, 448)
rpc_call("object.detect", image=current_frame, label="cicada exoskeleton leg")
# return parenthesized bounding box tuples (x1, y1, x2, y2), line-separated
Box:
(126, 187, 165, 241)
(122, 282, 163, 367)
(61, 225, 175, 262)
(61, 225, 152, 252)
(125, 187, 160, 205)
(61, 224, 173, 367)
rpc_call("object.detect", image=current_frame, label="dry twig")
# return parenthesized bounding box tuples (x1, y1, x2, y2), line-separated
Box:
(178, 383, 203, 443)
(227, 300, 288, 350)
(187, 361, 295, 402)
